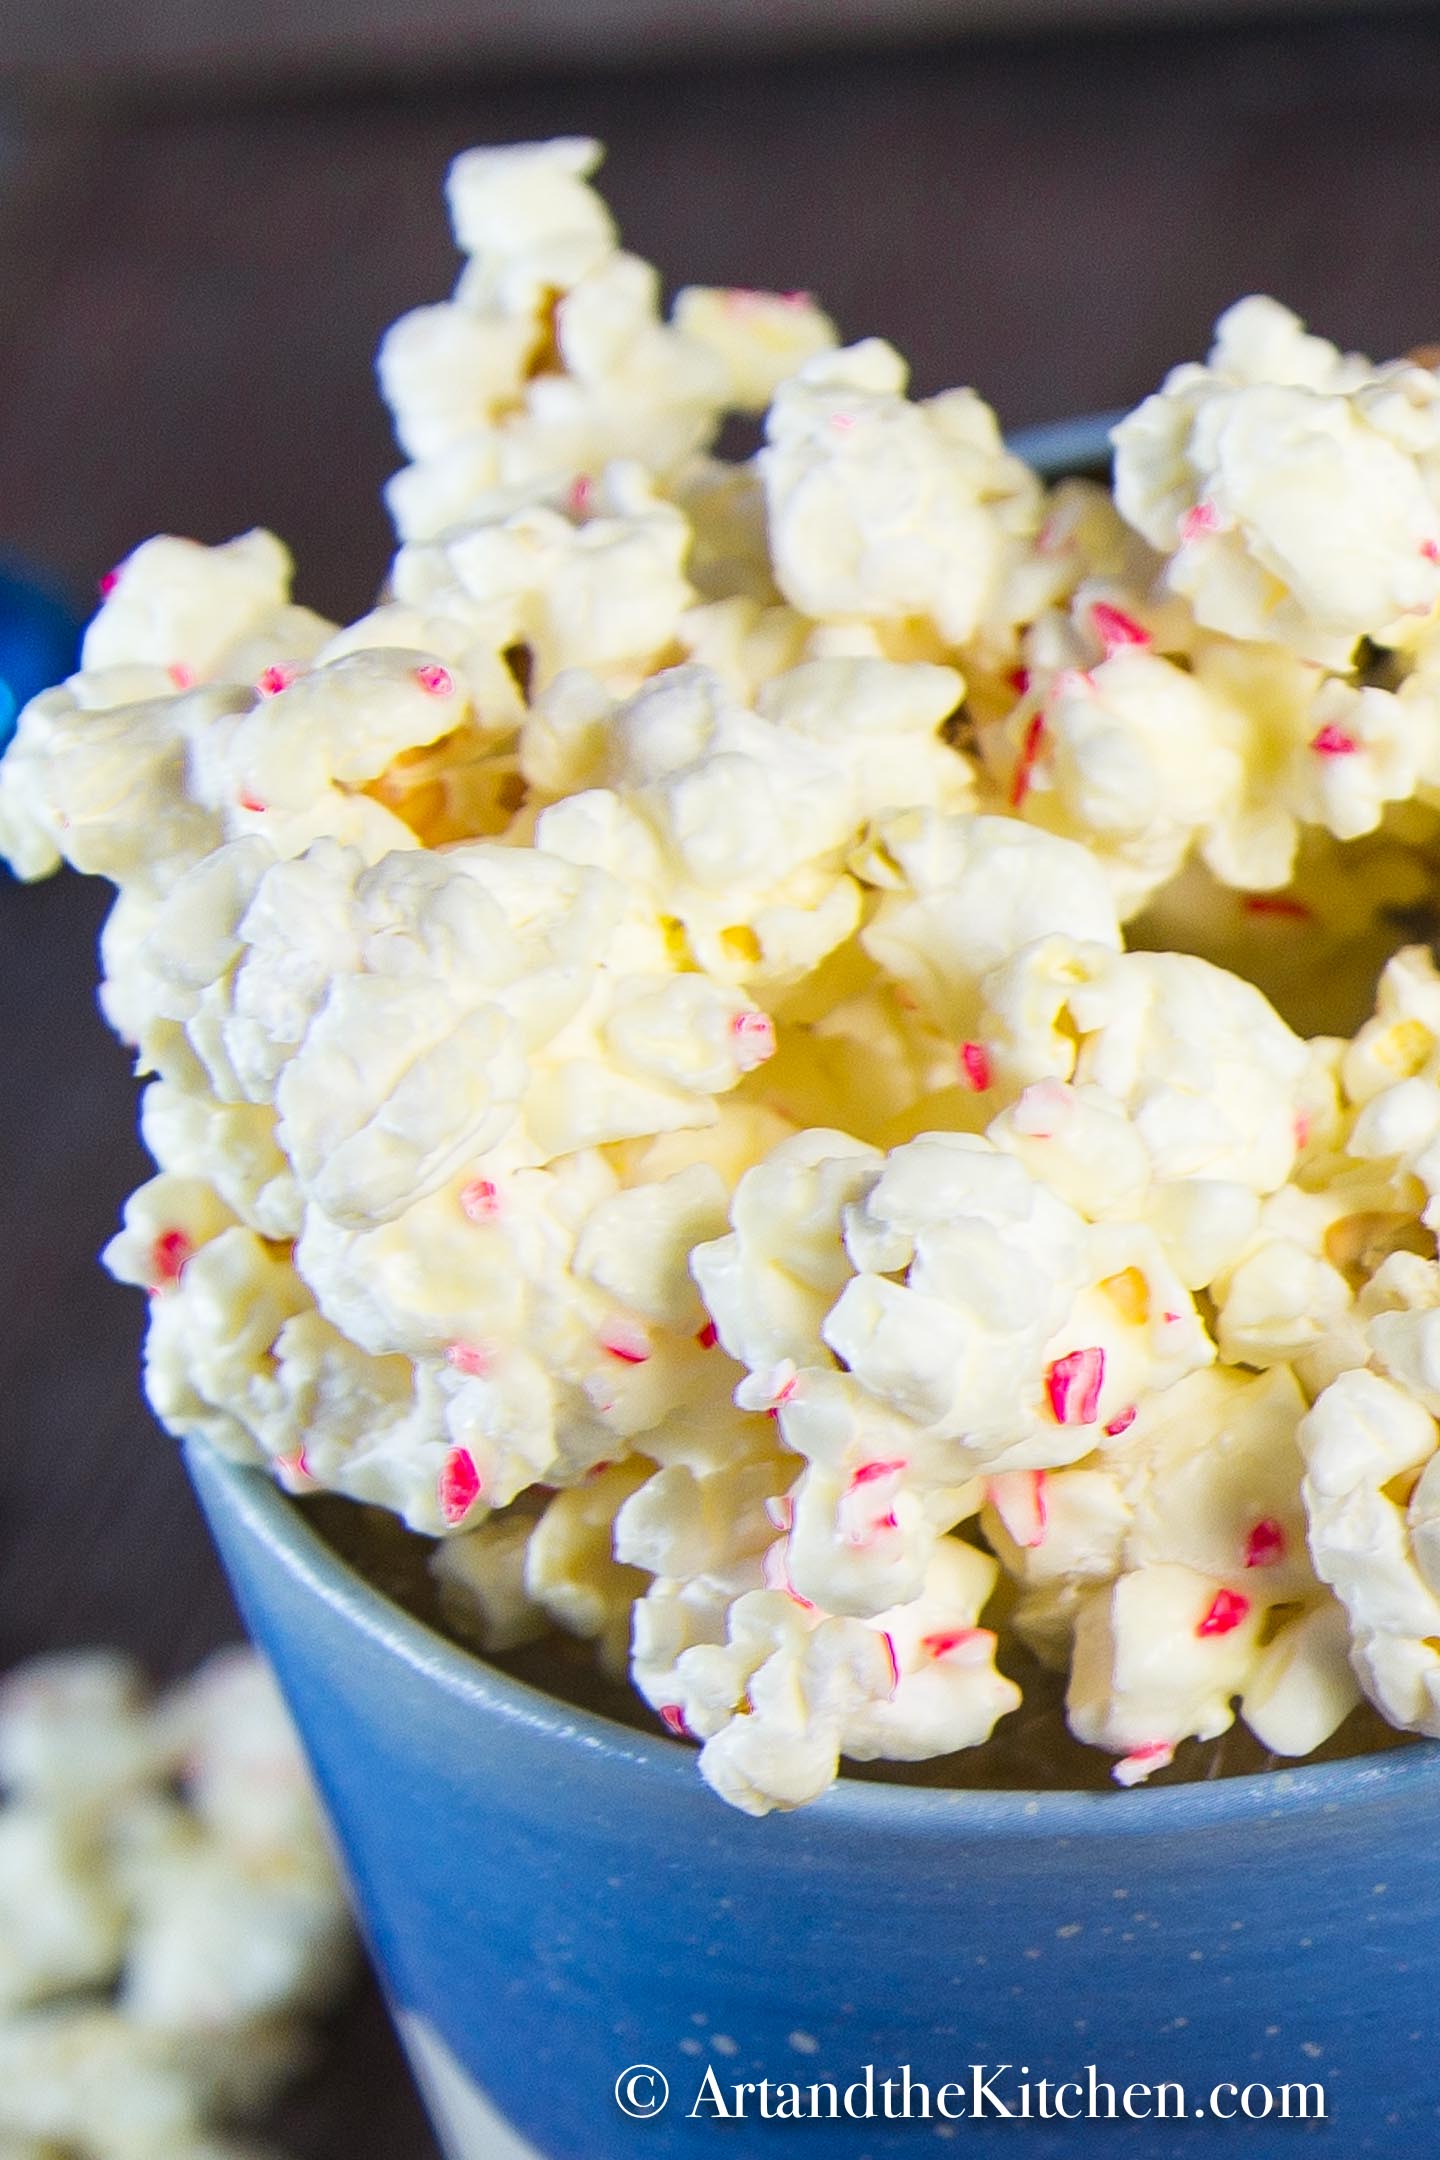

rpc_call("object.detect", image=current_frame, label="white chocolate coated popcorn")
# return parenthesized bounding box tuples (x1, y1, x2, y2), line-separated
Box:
(8, 137, 1430, 1807)
(1112, 297, 1440, 668)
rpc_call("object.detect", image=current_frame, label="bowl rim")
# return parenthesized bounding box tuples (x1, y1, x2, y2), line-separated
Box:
(189, 404, 1440, 1839)
(189, 1436, 1440, 1840)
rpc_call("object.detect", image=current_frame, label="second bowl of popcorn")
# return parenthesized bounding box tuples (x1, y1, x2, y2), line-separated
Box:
(10, 136, 1440, 2157)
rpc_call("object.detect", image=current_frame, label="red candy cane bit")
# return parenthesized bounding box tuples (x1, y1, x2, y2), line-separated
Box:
(921, 1627, 992, 1663)
(849, 1458, 907, 1490)
(1045, 1347, 1105, 1426)
(149, 1228, 193, 1289)
(1009, 711, 1047, 807)
(1090, 600, 1152, 655)
(256, 663, 299, 698)
(695, 1320, 719, 1350)
(415, 663, 454, 696)
(730, 1010, 777, 1070)
(237, 792, 268, 815)
(1243, 894, 1313, 923)
(97, 567, 121, 598)
(459, 1178, 500, 1222)
(1311, 724, 1359, 757)
(1244, 1518, 1286, 1569)
(1008, 666, 1031, 696)
(659, 1704, 691, 1738)
(438, 1446, 482, 1525)
(773, 1371, 798, 1406)
(566, 474, 594, 517)
(167, 663, 196, 691)
(879, 1630, 901, 1693)
(1422, 539, 1440, 564)
(1180, 499, 1222, 543)
(276, 1447, 314, 1492)
(445, 1341, 491, 1379)
(601, 1322, 652, 1366)
(957, 1041, 993, 1092)
(1102, 1406, 1137, 1439)
(762, 1534, 815, 1610)
(1113, 1741, 1175, 1788)
(1197, 1587, 1250, 1638)
(987, 1469, 1048, 1549)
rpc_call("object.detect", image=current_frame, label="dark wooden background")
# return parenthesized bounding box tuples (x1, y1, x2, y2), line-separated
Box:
(3, 11, 1440, 2152)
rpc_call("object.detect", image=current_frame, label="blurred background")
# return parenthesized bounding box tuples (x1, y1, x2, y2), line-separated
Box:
(2, 3, 1440, 2152)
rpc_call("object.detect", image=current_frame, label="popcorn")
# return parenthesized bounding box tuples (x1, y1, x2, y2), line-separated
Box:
(1112, 296, 1440, 668)
(380, 138, 836, 543)
(985, 1367, 1358, 1776)
(0, 1651, 350, 2160)
(761, 340, 1045, 661)
(12, 136, 1438, 1808)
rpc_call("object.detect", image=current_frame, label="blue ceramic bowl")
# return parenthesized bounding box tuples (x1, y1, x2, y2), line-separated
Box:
(182, 415, 1440, 2158)
(0, 559, 80, 753)
(188, 1438, 1440, 2160)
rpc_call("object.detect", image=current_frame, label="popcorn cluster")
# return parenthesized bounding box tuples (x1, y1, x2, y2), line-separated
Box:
(8, 138, 1440, 1810)
(0, 1649, 352, 2159)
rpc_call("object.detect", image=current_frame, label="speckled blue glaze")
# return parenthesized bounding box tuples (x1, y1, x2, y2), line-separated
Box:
(0, 560, 80, 753)
(185, 414, 1440, 2157)
(188, 1439, 1440, 2160)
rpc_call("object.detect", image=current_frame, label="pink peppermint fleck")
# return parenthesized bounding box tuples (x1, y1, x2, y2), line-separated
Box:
(1090, 600, 1152, 655)
(459, 1178, 501, 1222)
(1180, 499, 1222, 544)
(1197, 1587, 1250, 1638)
(167, 663, 196, 691)
(98, 568, 121, 598)
(445, 1341, 491, 1379)
(1045, 1347, 1105, 1426)
(731, 1010, 777, 1070)
(1293, 1111, 1311, 1151)
(1244, 1519, 1286, 1569)
(957, 1041, 993, 1092)
(438, 1447, 482, 1525)
(566, 474, 594, 517)
(1102, 1406, 1137, 1439)
(256, 663, 298, 698)
(415, 664, 454, 696)
(920, 1627, 991, 1663)
(1113, 1741, 1174, 1787)
(831, 411, 856, 432)
(1243, 894, 1313, 923)
(850, 1458, 908, 1489)
(237, 791, 267, 814)
(1423, 539, 1440, 564)
(1311, 724, 1359, 757)
(779, 288, 812, 308)
(1009, 711, 1047, 808)
(659, 1704, 691, 1737)
(987, 1469, 1048, 1549)
(601, 1323, 652, 1366)
(150, 1228, 193, 1289)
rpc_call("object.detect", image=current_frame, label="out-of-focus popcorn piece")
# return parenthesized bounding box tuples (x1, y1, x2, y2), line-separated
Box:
(0, 1650, 350, 2160)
